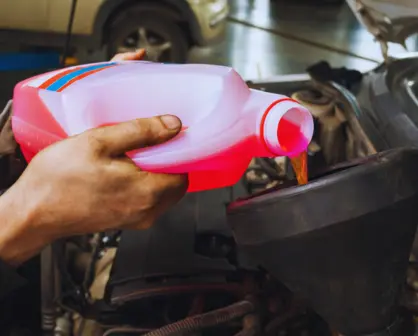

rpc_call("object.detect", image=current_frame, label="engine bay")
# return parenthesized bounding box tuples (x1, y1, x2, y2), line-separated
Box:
(40, 57, 418, 336)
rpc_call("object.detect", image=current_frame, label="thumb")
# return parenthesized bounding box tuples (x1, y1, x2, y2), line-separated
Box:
(86, 115, 182, 156)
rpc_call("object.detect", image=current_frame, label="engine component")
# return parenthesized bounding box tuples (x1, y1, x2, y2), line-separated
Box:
(143, 300, 253, 336)
(318, 112, 346, 165)
(47, 59, 418, 336)
(54, 312, 72, 336)
(41, 245, 59, 332)
(103, 327, 151, 336)
(106, 187, 254, 308)
(228, 148, 418, 336)
(292, 90, 334, 119)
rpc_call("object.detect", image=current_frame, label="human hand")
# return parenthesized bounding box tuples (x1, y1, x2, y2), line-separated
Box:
(0, 48, 185, 266)
(20, 114, 187, 232)
(0, 115, 187, 265)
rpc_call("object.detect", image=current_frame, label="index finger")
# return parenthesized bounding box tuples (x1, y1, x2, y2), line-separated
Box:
(111, 49, 146, 62)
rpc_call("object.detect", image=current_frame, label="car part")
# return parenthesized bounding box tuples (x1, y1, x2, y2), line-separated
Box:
(346, 0, 418, 62)
(27, 49, 418, 336)
(105, 187, 254, 308)
(328, 54, 418, 151)
(97, 183, 333, 335)
(228, 148, 418, 336)
(60, 59, 418, 335)
(143, 300, 254, 336)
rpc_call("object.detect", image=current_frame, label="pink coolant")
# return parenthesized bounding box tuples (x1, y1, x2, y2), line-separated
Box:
(12, 61, 314, 192)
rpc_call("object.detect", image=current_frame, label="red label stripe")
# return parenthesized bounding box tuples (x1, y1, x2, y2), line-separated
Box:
(40, 62, 117, 92)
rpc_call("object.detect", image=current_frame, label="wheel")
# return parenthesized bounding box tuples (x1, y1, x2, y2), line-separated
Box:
(107, 9, 189, 63)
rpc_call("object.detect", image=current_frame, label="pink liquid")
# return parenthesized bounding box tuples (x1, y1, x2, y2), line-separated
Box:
(12, 61, 314, 192)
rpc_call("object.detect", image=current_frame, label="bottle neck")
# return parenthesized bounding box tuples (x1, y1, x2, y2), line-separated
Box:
(245, 89, 314, 158)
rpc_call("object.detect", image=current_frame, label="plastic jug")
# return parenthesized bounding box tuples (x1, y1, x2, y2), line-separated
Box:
(12, 61, 314, 192)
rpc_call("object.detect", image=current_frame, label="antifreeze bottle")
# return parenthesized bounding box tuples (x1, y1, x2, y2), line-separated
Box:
(12, 61, 314, 192)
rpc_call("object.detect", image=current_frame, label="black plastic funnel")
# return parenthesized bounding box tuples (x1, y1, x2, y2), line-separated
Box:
(227, 148, 418, 336)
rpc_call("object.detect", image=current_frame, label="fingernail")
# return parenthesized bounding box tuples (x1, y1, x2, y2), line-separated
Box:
(160, 115, 181, 130)
(136, 49, 145, 56)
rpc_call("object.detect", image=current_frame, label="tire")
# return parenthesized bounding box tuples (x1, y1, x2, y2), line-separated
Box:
(107, 9, 189, 64)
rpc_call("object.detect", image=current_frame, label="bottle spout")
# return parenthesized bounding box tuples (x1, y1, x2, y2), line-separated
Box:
(260, 98, 314, 157)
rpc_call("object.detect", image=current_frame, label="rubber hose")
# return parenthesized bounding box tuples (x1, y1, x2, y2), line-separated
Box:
(103, 327, 151, 336)
(144, 300, 254, 336)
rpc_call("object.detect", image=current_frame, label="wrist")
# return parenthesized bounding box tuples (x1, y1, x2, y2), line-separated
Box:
(0, 182, 51, 266)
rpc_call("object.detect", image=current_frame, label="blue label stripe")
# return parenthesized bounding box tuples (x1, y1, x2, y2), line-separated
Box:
(46, 62, 116, 91)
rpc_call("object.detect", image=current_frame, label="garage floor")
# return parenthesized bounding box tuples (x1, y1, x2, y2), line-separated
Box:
(190, 0, 418, 79)
(1, 0, 418, 105)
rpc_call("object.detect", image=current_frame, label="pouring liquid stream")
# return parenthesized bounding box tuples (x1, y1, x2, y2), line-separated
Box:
(256, 64, 307, 187)
(290, 150, 308, 185)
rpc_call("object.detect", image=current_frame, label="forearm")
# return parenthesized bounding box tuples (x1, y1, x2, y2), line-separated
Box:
(0, 183, 49, 266)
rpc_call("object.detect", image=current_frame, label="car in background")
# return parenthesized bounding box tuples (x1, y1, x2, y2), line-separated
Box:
(0, 0, 229, 63)
(345, 0, 418, 60)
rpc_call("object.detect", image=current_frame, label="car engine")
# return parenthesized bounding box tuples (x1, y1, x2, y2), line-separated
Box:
(37, 58, 418, 336)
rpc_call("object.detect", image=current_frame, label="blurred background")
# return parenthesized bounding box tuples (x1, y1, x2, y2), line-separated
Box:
(1, 0, 418, 106)
(4, 3, 418, 336)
